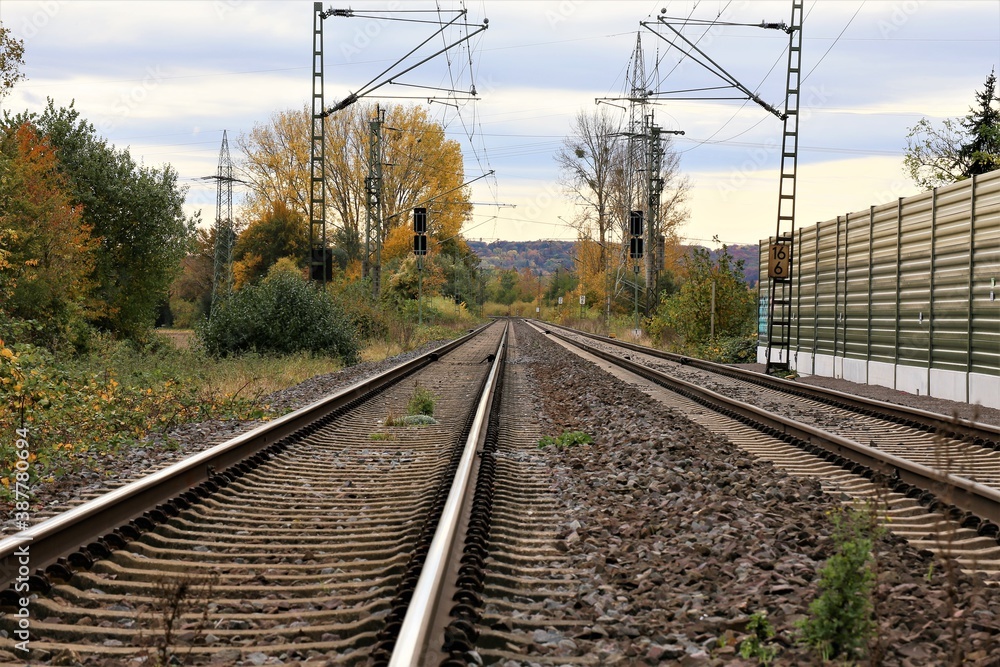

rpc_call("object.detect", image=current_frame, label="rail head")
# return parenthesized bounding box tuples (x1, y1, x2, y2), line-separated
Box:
(0, 324, 491, 589)
(389, 322, 508, 666)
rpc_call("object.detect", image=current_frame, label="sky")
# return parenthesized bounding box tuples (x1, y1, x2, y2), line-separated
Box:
(2, 0, 999, 248)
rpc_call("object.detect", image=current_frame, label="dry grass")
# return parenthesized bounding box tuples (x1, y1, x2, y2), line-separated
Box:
(200, 353, 344, 401)
(155, 328, 195, 350)
(361, 340, 406, 363)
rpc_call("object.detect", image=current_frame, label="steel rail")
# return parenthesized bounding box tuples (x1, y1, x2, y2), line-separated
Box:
(534, 320, 1000, 440)
(389, 322, 508, 666)
(0, 325, 490, 588)
(535, 322, 1000, 527)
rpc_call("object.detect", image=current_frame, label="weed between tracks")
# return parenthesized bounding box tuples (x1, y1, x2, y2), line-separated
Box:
(137, 571, 219, 666)
(371, 384, 441, 439)
(537, 430, 592, 449)
(797, 502, 883, 662)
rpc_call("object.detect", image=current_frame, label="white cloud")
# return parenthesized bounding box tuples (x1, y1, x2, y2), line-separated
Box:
(1, 0, 997, 243)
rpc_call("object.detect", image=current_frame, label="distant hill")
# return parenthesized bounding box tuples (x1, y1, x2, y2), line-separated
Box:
(466, 240, 575, 275)
(466, 239, 760, 286)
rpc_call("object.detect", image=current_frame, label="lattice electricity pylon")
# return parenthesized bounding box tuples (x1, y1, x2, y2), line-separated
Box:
(200, 130, 244, 307)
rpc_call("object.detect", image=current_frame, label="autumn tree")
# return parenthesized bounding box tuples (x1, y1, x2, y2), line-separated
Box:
(573, 236, 607, 314)
(650, 245, 755, 349)
(0, 123, 98, 349)
(904, 69, 1000, 189)
(5, 100, 196, 340)
(232, 200, 309, 288)
(238, 102, 471, 270)
(0, 20, 26, 99)
(432, 237, 480, 307)
(237, 108, 311, 225)
(558, 107, 689, 308)
(555, 108, 621, 268)
(169, 226, 215, 326)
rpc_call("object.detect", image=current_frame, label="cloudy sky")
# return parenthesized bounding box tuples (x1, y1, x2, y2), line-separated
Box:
(2, 1, 999, 247)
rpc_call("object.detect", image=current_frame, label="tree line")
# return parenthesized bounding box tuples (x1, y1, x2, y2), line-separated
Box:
(1, 25, 195, 350)
(4, 9, 998, 361)
(169, 101, 479, 331)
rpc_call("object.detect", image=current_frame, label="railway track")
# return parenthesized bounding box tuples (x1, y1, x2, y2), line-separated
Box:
(4, 317, 1000, 664)
(0, 321, 524, 665)
(531, 320, 1000, 577)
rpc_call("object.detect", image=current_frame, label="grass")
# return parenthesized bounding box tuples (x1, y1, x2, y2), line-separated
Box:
(361, 340, 406, 363)
(538, 431, 593, 449)
(0, 308, 476, 503)
(406, 383, 437, 417)
(0, 334, 343, 502)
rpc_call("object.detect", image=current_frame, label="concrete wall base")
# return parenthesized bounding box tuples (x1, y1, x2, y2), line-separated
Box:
(756, 348, 1000, 410)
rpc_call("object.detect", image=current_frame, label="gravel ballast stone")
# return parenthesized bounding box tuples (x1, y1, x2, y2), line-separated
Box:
(514, 321, 1000, 666)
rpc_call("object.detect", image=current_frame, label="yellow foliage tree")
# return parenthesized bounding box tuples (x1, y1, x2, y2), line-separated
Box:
(574, 236, 607, 309)
(238, 102, 470, 266)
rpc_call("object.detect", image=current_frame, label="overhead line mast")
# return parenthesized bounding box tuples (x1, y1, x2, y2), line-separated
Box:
(309, 5, 488, 292)
(309, 3, 333, 287)
(764, 0, 804, 374)
(641, 2, 802, 374)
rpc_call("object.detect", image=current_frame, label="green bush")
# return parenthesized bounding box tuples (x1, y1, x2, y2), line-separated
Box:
(797, 505, 880, 661)
(330, 280, 387, 341)
(693, 333, 759, 364)
(197, 266, 358, 362)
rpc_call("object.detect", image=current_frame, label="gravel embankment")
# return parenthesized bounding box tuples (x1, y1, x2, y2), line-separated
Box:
(515, 321, 999, 666)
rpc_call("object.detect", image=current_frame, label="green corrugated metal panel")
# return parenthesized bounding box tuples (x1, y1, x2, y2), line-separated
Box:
(761, 169, 1000, 382)
(844, 212, 871, 360)
(795, 225, 818, 354)
(814, 221, 838, 356)
(972, 174, 1000, 375)
(930, 184, 974, 371)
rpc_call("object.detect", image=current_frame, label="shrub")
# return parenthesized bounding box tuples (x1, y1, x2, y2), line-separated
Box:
(329, 279, 387, 341)
(797, 505, 881, 661)
(197, 266, 358, 362)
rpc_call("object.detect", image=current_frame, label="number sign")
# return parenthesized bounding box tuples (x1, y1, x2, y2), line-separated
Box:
(768, 243, 790, 279)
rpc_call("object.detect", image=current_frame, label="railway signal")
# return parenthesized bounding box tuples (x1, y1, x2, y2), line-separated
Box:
(629, 210, 644, 335)
(414, 207, 427, 324)
(629, 237, 644, 260)
(413, 207, 427, 235)
(629, 210, 643, 238)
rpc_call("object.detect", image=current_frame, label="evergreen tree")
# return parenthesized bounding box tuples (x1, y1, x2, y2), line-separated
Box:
(959, 68, 1000, 176)
(904, 70, 1000, 188)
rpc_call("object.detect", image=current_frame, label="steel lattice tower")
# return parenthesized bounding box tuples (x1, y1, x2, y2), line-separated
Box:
(309, 2, 330, 286)
(364, 106, 385, 297)
(764, 0, 804, 373)
(211, 130, 236, 305)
